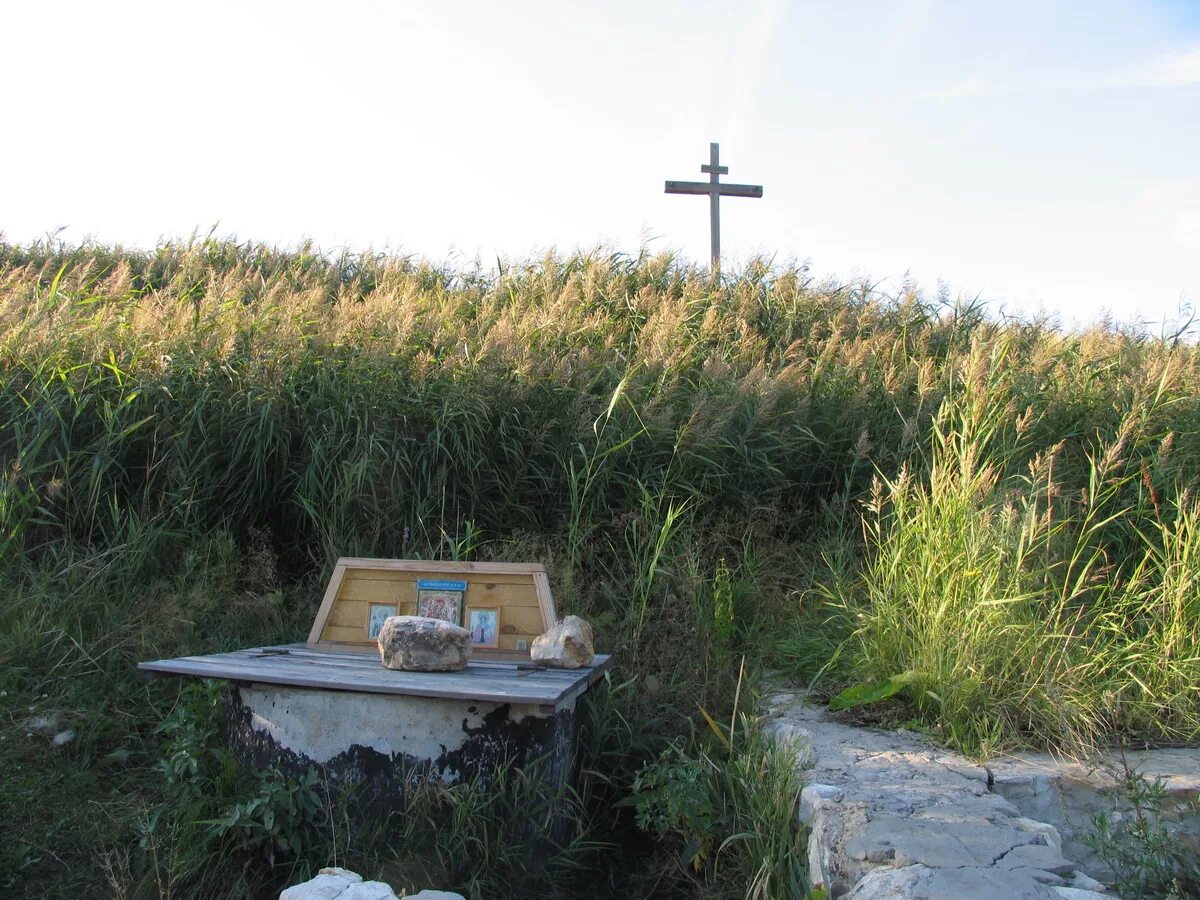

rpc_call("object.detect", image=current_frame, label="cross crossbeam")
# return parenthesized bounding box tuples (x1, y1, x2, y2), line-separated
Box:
(665, 142, 763, 270)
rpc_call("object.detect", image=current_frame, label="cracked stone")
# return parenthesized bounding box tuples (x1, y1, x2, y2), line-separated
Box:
(756, 684, 1143, 899)
(845, 864, 1060, 899)
(846, 816, 1039, 869)
(799, 783, 843, 825)
(1066, 871, 1107, 892)
(934, 755, 991, 785)
(1015, 868, 1067, 886)
(996, 842, 1077, 876)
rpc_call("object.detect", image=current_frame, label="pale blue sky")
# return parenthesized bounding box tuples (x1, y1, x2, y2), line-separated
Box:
(3, 1, 1197, 324)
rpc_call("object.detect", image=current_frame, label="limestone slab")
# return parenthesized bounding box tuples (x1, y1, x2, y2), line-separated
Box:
(759, 687, 1117, 899)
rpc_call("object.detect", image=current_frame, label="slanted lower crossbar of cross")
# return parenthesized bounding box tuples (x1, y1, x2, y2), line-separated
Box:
(665, 142, 763, 271)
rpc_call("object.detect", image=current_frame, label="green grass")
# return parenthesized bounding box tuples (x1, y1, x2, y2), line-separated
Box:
(1, 235, 1198, 896)
(821, 350, 1200, 757)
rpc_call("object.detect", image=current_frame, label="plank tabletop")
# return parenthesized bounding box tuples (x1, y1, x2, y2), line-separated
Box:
(138, 644, 613, 710)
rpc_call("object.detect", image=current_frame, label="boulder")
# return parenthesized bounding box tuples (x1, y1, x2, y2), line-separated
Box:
(377, 616, 471, 672)
(530, 615, 594, 668)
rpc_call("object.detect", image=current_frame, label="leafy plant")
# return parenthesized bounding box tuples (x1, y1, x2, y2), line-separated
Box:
(630, 713, 809, 898)
(631, 744, 718, 867)
(1086, 756, 1200, 899)
(827, 671, 919, 712)
(204, 767, 324, 864)
(155, 680, 234, 798)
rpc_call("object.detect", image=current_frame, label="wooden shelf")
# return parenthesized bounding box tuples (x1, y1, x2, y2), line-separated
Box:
(138, 643, 611, 712)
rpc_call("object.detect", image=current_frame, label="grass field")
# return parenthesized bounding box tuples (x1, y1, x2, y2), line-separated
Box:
(1, 237, 1197, 897)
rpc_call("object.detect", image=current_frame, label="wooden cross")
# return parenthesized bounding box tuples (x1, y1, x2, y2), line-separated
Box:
(665, 142, 763, 271)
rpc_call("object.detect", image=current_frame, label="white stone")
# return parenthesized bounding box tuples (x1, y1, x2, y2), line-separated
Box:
(317, 868, 362, 881)
(408, 892, 467, 900)
(845, 865, 1056, 900)
(530, 615, 594, 668)
(764, 720, 816, 768)
(1066, 871, 1107, 892)
(799, 783, 843, 825)
(996, 842, 1076, 875)
(340, 882, 398, 900)
(280, 872, 359, 900)
(755, 683, 1124, 900)
(378, 616, 471, 672)
(989, 746, 1200, 878)
(1051, 889, 1109, 900)
(280, 869, 406, 900)
(1012, 817, 1064, 852)
(934, 755, 990, 785)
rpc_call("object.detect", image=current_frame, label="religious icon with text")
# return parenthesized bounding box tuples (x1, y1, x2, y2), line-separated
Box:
(417, 589, 464, 625)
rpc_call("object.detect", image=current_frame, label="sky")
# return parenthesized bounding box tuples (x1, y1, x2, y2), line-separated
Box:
(2, 0, 1198, 325)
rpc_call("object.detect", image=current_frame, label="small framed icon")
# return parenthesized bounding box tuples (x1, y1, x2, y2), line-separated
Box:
(465, 606, 500, 649)
(367, 603, 396, 639)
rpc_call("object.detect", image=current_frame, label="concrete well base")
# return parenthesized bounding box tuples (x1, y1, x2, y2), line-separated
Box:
(226, 683, 577, 815)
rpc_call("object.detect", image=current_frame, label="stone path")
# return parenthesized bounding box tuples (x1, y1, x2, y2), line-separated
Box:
(760, 691, 1113, 899)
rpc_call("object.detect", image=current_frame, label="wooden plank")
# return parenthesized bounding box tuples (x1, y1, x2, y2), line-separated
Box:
(533, 570, 558, 627)
(465, 583, 539, 608)
(320, 623, 376, 643)
(138, 649, 612, 708)
(328, 599, 370, 627)
(664, 180, 761, 198)
(240, 649, 548, 681)
(307, 563, 346, 645)
(327, 599, 416, 629)
(715, 183, 763, 198)
(335, 558, 546, 575)
(345, 570, 539, 587)
(140, 658, 558, 703)
(491, 604, 544, 636)
(664, 180, 711, 195)
(201, 645, 612, 679)
(337, 579, 413, 602)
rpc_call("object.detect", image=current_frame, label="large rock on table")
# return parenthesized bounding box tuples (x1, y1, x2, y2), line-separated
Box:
(531, 615, 595, 669)
(377, 616, 472, 672)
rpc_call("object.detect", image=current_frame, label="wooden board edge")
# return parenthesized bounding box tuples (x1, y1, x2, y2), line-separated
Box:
(533, 570, 558, 629)
(133, 659, 574, 706)
(307, 562, 348, 647)
(334, 558, 547, 575)
(307, 639, 377, 655)
(553, 655, 615, 710)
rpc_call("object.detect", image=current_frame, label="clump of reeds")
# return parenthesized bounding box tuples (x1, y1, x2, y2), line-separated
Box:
(825, 346, 1200, 757)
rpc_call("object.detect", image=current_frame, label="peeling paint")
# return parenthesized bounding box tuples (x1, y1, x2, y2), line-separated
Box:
(226, 682, 578, 814)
